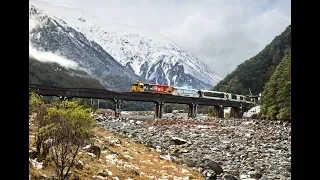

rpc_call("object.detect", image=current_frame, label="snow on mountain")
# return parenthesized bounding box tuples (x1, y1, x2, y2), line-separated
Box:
(29, 4, 144, 92)
(29, 0, 222, 90)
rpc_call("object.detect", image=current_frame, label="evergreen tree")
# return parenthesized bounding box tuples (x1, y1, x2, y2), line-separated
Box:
(260, 48, 291, 120)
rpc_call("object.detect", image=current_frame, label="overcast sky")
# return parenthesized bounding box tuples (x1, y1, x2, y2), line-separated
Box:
(39, 0, 291, 78)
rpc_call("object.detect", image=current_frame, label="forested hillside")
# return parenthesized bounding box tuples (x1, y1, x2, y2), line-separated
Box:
(29, 57, 105, 89)
(260, 49, 291, 120)
(213, 25, 291, 95)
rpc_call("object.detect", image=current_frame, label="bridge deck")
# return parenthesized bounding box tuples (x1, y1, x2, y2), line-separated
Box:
(29, 84, 250, 108)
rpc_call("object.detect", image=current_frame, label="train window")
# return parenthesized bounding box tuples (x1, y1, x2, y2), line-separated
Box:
(214, 93, 224, 98)
(139, 85, 143, 88)
(133, 84, 138, 86)
(240, 96, 244, 100)
(203, 92, 224, 98)
(232, 95, 237, 99)
(203, 92, 213, 96)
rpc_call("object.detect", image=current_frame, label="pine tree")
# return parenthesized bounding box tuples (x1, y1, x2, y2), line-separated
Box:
(260, 48, 291, 120)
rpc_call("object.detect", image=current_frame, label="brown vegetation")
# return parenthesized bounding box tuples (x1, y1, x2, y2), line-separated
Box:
(30, 123, 204, 179)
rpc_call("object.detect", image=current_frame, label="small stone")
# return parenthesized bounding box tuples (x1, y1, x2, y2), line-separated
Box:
(75, 160, 84, 169)
(202, 169, 217, 180)
(275, 174, 286, 179)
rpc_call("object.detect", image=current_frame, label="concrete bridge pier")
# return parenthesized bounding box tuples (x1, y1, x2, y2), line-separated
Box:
(231, 107, 241, 118)
(214, 105, 224, 118)
(193, 104, 198, 117)
(240, 106, 246, 118)
(114, 99, 122, 117)
(155, 101, 163, 118)
(188, 104, 198, 118)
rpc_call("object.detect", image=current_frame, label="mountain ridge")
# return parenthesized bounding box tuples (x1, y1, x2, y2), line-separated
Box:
(29, 0, 221, 90)
(29, 5, 145, 92)
(213, 25, 291, 95)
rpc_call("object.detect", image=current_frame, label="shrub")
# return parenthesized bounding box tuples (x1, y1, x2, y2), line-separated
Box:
(29, 92, 44, 114)
(207, 108, 216, 117)
(39, 101, 96, 179)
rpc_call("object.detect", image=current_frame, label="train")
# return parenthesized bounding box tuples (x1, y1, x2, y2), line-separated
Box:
(131, 81, 255, 103)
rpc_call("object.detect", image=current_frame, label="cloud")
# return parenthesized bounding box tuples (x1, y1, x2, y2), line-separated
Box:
(36, 0, 291, 77)
(29, 43, 79, 70)
(29, 9, 83, 71)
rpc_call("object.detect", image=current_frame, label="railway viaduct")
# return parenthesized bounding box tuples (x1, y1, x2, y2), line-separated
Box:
(29, 84, 253, 119)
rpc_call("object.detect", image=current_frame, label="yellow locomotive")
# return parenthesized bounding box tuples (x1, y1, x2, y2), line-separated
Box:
(131, 81, 173, 94)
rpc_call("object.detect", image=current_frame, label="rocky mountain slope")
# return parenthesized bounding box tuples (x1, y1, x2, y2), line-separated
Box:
(29, 5, 144, 92)
(29, 0, 221, 89)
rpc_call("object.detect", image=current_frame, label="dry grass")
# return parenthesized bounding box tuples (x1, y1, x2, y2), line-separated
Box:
(29, 122, 204, 180)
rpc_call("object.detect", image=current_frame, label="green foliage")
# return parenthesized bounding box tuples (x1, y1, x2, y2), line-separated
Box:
(260, 49, 291, 121)
(42, 101, 95, 140)
(164, 104, 173, 113)
(33, 100, 96, 179)
(29, 92, 44, 113)
(225, 112, 230, 118)
(207, 107, 216, 117)
(208, 112, 215, 117)
(30, 95, 54, 155)
(213, 25, 291, 95)
(214, 76, 243, 94)
(198, 106, 214, 115)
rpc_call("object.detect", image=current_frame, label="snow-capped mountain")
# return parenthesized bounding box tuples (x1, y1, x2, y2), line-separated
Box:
(29, 5, 144, 92)
(29, 0, 222, 89)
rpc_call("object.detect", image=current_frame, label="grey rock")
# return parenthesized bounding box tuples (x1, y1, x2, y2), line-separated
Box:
(222, 174, 239, 180)
(98, 116, 291, 180)
(204, 161, 224, 175)
(248, 170, 262, 179)
(202, 169, 217, 180)
(171, 137, 189, 145)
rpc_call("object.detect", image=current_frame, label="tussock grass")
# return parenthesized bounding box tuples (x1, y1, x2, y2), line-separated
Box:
(30, 123, 203, 179)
